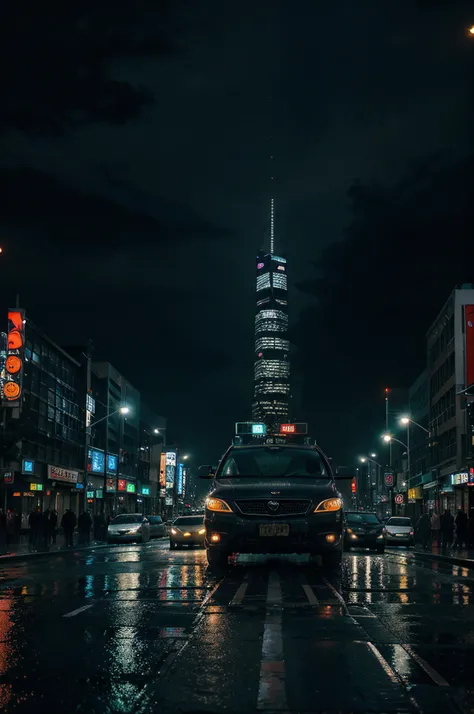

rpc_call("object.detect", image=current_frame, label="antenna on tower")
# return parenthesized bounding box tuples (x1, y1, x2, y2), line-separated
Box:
(270, 198, 275, 255)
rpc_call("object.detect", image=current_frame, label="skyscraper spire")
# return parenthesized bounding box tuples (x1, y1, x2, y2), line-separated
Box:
(270, 197, 275, 255)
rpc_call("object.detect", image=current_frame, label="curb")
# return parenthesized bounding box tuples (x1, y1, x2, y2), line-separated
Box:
(0, 543, 111, 564)
(411, 550, 474, 570)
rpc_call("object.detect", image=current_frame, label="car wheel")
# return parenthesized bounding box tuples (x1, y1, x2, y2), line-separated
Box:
(207, 549, 229, 569)
(321, 549, 342, 568)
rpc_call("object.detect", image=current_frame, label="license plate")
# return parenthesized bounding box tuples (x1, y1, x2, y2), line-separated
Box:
(396, 533, 406, 537)
(259, 524, 289, 537)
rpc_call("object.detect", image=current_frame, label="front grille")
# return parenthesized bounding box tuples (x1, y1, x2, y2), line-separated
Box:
(235, 499, 311, 517)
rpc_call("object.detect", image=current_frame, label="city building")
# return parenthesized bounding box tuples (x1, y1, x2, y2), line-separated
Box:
(91, 362, 141, 514)
(1, 315, 86, 526)
(252, 200, 291, 430)
(427, 285, 474, 515)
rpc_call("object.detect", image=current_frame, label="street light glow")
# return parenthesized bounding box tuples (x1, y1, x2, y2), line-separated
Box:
(119, 406, 130, 415)
(400, 416, 410, 425)
(182, 454, 190, 460)
(153, 428, 160, 434)
(370, 453, 377, 458)
(382, 434, 392, 443)
(359, 457, 367, 463)
(469, 25, 474, 34)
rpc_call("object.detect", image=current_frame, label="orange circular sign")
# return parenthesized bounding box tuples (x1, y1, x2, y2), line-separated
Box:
(7, 329, 23, 350)
(6, 355, 22, 374)
(3, 382, 21, 400)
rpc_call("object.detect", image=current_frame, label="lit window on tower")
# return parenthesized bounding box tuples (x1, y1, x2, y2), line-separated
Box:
(256, 272, 271, 291)
(272, 273, 287, 290)
(255, 337, 290, 352)
(254, 360, 290, 380)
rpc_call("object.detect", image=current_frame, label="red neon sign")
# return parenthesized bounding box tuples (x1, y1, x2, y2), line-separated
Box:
(280, 424, 296, 434)
(351, 479, 357, 493)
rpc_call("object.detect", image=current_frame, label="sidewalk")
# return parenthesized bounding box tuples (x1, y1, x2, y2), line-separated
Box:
(0, 534, 109, 563)
(410, 543, 474, 570)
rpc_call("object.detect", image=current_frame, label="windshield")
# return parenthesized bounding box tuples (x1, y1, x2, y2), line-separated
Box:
(387, 517, 412, 527)
(174, 516, 204, 526)
(112, 515, 143, 524)
(148, 516, 163, 524)
(346, 513, 381, 525)
(218, 447, 328, 478)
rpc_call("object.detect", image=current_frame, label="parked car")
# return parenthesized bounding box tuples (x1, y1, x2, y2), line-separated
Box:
(148, 515, 167, 539)
(107, 514, 151, 543)
(165, 520, 174, 534)
(384, 516, 414, 546)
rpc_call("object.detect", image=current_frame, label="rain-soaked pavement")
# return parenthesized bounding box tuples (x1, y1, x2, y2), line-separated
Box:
(1, 541, 474, 714)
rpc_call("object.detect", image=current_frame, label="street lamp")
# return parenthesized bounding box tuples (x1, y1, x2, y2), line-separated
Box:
(87, 405, 130, 432)
(382, 434, 410, 484)
(182, 454, 190, 461)
(399, 416, 429, 434)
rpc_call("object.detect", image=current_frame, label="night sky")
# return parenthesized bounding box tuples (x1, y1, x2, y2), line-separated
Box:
(1, 1, 473, 470)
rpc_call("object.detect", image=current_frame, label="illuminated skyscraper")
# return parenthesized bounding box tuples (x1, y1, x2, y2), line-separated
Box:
(252, 200, 290, 429)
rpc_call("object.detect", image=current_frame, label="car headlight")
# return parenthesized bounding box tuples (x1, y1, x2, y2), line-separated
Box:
(377, 534, 384, 539)
(346, 527, 353, 534)
(314, 498, 342, 513)
(171, 528, 178, 535)
(183, 532, 191, 537)
(198, 528, 205, 535)
(206, 497, 232, 513)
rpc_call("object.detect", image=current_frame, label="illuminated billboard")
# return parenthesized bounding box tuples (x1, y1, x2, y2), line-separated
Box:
(177, 463, 184, 495)
(159, 452, 166, 487)
(165, 450, 176, 507)
(3, 309, 25, 407)
(87, 448, 105, 474)
(106, 454, 118, 475)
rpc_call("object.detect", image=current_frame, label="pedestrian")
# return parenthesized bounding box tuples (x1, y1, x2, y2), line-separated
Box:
(454, 508, 468, 548)
(12, 509, 21, 544)
(93, 512, 101, 541)
(41, 508, 51, 550)
(6, 510, 15, 545)
(440, 509, 454, 548)
(50, 508, 58, 545)
(28, 507, 42, 551)
(77, 510, 92, 545)
(0, 508, 7, 555)
(415, 512, 431, 549)
(430, 510, 441, 547)
(61, 509, 76, 548)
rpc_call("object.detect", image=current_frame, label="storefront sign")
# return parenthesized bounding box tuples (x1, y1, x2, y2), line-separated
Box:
(48, 465, 79, 484)
(87, 448, 105, 474)
(96, 489, 103, 499)
(142, 487, 150, 496)
(86, 491, 94, 499)
(22, 459, 34, 474)
(165, 496, 173, 506)
(160, 488, 166, 498)
(126, 483, 135, 493)
(118, 479, 127, 492)
(384, 471, 394, 487)
(12, 491, 21, 497)
(159, 452, 166, 487)
(451, 472, 468, 486)
(75, 482, 84, 489)
(3, 471, 14, 484)
(2, 308, 25, 407)
(30, 482, 43, 491)
(106, 454, 118, 475)
(177, 463, 184, 496)
(106, 478, 115, 492)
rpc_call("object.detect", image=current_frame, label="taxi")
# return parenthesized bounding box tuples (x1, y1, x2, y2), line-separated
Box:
(200, 422, 350, 569)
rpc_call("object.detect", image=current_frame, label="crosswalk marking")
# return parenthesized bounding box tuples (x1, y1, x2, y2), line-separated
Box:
(301, 583, 319, 605)
(229, 582, 249, 607)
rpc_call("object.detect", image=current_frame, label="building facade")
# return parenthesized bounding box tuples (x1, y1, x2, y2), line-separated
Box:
(427, 285, 474, 515)
(252, 251, 290, 429)
(1, 317, 86, 526)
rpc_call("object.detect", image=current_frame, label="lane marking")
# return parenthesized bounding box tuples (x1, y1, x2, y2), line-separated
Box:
(62, 604, 94, 618)
(257, 572, 288, 711)
(229, 582, 248, 607)
(366, 642, 400, 684)
(301, 583, 319, 606)
(400, 644, 450, 688)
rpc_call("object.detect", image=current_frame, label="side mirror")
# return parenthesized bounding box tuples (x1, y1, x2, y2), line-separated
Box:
(198, 464, 216, 479)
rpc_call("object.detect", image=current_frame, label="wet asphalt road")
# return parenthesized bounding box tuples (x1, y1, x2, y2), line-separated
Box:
(1, 542, 474, 714)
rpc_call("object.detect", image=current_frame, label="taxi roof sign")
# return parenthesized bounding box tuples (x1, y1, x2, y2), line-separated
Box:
(279, 423, 308, 435)
(235, 422, 267, 436)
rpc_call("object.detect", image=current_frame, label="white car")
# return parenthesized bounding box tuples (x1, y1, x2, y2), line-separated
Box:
(107, 514, 151, 543)
(384, 516, 414, 546)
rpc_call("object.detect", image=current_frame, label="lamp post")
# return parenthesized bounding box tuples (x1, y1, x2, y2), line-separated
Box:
(87, 406, 130, 516)
(360, 455, 382, 509)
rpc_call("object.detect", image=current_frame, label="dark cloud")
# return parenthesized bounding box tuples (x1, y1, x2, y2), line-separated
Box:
(0, 0, 473, 465)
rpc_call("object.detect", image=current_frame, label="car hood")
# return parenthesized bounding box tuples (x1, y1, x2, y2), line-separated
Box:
(211, 477, 336, 502)
(108, 523, 141, 532)
(347, 522, 383, 533)
(173, 524, 204, 533)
